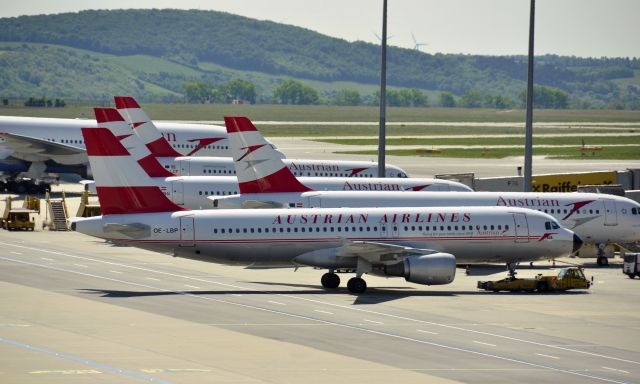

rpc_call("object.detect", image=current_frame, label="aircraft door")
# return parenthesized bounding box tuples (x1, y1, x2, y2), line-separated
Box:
(179, 158, 190, 176)
(308, 196, 322, 208)
(179, 216, 195, 247)
(603, 199, 618, 226)
(513, 212, 530, 243)
(172, 181, 184, 205)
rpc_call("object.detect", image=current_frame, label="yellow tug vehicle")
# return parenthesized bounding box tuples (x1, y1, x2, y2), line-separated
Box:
(477, 267, 591, 293)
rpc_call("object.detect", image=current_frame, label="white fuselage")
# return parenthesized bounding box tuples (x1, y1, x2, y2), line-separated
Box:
(157, 157, 409, 178)
(73, 206, 577, 266)
(212, 190, 640, 246)
(145, 175, 472, 210)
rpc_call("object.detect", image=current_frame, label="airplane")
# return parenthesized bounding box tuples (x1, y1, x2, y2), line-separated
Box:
(114, 96, 411, 178)
(71, 125, 581, 294)
(87, 108, 471, 209)
(214, 116, 640, 267)
(0, 114, 230, 193)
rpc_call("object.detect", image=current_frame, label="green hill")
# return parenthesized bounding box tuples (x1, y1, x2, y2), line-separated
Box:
(0, 9, 639, 108)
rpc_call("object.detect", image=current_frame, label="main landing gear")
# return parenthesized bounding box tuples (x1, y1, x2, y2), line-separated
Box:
(321, 258, 372, 294)
(507, 262, 518, 279)
(596, 243, 609, 266)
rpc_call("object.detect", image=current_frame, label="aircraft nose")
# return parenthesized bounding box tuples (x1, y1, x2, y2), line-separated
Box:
(572, 233, 583, 254)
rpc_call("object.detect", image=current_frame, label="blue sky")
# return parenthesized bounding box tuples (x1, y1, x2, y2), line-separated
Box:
(2, 0, 638, 57)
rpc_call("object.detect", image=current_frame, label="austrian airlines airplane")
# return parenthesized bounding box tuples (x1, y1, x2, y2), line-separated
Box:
(0, 113, 229, 192)
(215, 116, 640, 267)
(88, 108, 471, 209)
(72, 126, 581, 294)
(114, 96, 410, 178)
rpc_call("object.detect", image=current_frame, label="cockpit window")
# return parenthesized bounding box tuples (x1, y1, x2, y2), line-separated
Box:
(545, 221, 560, 230)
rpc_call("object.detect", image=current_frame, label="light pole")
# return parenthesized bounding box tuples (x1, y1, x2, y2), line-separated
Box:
(378, 0, 388, 178)
(523, 0, 535, 191)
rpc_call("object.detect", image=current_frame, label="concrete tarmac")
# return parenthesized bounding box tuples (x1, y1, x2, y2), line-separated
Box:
(1, 226, 639, 384)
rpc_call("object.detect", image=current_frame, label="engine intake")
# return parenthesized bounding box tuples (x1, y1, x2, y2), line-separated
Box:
(377, 253, 456, 285)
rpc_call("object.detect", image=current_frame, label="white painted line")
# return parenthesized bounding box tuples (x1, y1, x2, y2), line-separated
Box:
(109, 270, 123, 274)
(145, 277, 160, 281)
(417, 329, 439, 335)
(474, 341, 497, 347)
(231, 294, 243, 297)
(184, 284, 201, 289)
(314, 309, 334, 315)
(536, 353, 560, 360)
(364, 319, 384, 325)
(602, 367, 630, 374)
(268, 300, 286, 306)
(40, 257, 53, 261)
(73, 264, 88, 268)
(10, 251, 22, 255)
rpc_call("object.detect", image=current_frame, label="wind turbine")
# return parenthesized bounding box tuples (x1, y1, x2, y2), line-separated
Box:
(411, 32, 427, 51)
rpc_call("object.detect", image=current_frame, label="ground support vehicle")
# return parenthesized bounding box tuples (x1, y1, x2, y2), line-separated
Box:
(478, 267, 591, 292)
(623, 253, 640, 279)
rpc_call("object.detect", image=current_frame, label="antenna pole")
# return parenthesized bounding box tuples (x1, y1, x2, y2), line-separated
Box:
(378, 0, 387, 178)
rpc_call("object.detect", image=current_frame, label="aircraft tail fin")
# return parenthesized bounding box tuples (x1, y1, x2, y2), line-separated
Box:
(94, 108, 174, 178)
(224, 116, 312, 194)
(113, 96, 182, 157)
(81, 126, 187, 214)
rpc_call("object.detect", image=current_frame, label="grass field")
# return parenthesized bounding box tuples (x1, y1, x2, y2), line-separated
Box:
(313, 135, 640, 146)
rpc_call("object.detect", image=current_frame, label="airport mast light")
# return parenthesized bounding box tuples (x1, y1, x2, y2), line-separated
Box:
(378, 0, 388, 178)
(523, 0, 535, 192)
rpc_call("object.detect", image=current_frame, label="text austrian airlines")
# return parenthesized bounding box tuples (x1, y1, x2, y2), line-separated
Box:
(72, 126, 580, 294)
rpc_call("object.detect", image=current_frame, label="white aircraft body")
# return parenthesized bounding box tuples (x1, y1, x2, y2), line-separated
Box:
(214, 117, 640, 267)
(114, 96, 410, 178)
(72, 126, 581, 293)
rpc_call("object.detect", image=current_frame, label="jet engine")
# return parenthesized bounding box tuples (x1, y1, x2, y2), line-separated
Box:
(374, 253, 456, 285)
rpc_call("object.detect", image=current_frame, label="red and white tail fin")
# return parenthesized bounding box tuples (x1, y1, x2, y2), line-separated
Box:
(224, 116, 312, 194)
(94, 108, 174, 178)
(81, 127, 187, 215)
(113, 96, 182, 157)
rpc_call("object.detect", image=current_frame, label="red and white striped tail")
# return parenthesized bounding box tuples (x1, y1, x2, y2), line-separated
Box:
(81, 127, 186, 215)
(94, 108, 174, 177)
(113, 96, 182, 157)
(224, 116, 312, 194)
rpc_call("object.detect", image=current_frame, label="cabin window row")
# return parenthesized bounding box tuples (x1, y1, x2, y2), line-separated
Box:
(291, 172, 375, 178)
(538, 208, 600, 215)
(212, 223, 510, 234)
(198, 190, 239, 196)
(201, 169, 236, 175)
(172, 144, 229, 150)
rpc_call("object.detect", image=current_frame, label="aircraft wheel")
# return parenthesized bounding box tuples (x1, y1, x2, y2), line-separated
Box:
(596, 257, 609, 267)
(628, 273, 637, 279)
(321, 272, 340, 289)
(347, 277, 367, 294)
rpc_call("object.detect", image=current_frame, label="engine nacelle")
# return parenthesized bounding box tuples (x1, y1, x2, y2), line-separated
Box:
(376, 253, 456, 285)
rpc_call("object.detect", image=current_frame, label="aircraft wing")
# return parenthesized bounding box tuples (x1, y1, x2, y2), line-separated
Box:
(0, 132, 86, 164)
(336, 240, 439, 265)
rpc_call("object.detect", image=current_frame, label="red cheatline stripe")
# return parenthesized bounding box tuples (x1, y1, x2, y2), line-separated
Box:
(239, 167, 313, 194)
(94, 108, 126, 123)
(146, 138, 182, 157)
(114, 96, 141, 109)
(82, 128, 130, 156)
(101, 236, 539, 244)
(96, 186, 187, 214)
(224, 116, 257, 133)
(137, 155, 175, 177)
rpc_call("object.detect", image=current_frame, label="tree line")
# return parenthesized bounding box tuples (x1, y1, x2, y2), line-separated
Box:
(183, 78, 572, 109)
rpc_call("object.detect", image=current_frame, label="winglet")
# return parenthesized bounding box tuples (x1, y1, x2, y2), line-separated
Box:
(113, 96, 182, 157)
(81, 127, 187, 215)
(224, 116, 312, 194)
(93, 108, 174, 178)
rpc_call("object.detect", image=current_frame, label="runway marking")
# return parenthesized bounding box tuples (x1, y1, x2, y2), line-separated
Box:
(536, 353, 560, 359)
(30, 369, 102, 375)
(231, 294, 243, 297)
(2, 242, 638, 378)
(184, 284, 201, 289)
(141, 368, 212, 373)
(314, 309, 334, 315)
(109, 270, 123, 274)
(267, 300, 286, 306)
(602, 367, 630, 374)
(41, 257, 53, 261)
(0, 254, 630, 384)
(10, 251, 22, 255)
(146, 277, 160, 281)
(1, 336, 172, 384)
(0, 323, 31, 327)
(364, 319, 384, 325)
(474, 341, 497, 347)
(73, 264, 88, 268)
(417, 329, 439, 335)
